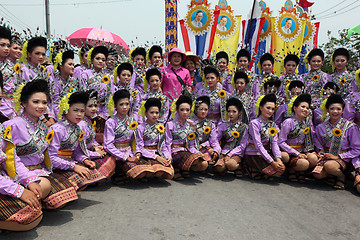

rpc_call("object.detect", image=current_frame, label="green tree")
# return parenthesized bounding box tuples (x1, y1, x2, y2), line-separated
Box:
(320, 29, 360, 73)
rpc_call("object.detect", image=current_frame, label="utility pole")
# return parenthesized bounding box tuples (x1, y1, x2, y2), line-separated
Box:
(45, 0, 50, 37)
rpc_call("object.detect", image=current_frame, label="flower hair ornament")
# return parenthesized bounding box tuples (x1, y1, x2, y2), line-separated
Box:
(108, 95, 115, 117)
(255, 95, 265, 116)
(87, 47, 95, 67)
(355, 69, 360, 86)
(53, 51, 63, 71)
(13, 84, 25, 113)
(320, 98, 328, 120)
(113, 64, 120, 83)
(58, 92, 71, 120)
(170, 98, 178, 119)
(19, 41, 28, 64)
(287, 96, 298, 115)
(137, 100, 146, 117)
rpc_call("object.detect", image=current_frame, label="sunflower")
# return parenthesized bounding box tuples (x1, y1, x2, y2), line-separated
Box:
(203, 126, 211, 134)
(248, 75, 252, 83)
(339, 77, 346, 85)
(188, 132, 196, 141)
(218, 90, 226, 98)
(14, 63, 21, 74)
(231, 131, 240, 138)
(92, 121, 97, 131)
(130, 121, 138, 130)
(333, 128, 343, 137)
(303, 127, 310, 135)
(157, 124, 165, 133)
(269, 127, 277, 136)
(3, 125, 12, 139)
(102, 75, 110, 84)
(40, 65, 45, 72)
(78, 131, 85, 142)
(132, 90, 138, 98)
(286, 79, 291, 84)
(311, 74, 319, 81)
(275, 104, 279, 110)
(46, 130, 54, 143)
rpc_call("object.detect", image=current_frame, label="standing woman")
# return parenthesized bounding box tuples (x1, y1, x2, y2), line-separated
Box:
(163, 95, 204, 180)
(313, 94, 360, 189)
(147, 45, 163, 68)
(216, 51, 233, 93)
(190, 96, 221, 166)
(279, 94, 318, 182)
(136, 98, 174, 179)
(252, 53, 276, 99)
(73, 44, 91, 81)
(243, 94, 286, 179)
(215, 98, 248, 177)
(183, 52, 201, 91)
(302, 48, 330, 108)
(4, 79, 78, 209)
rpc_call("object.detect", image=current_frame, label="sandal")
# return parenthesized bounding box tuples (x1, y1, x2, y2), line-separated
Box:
(181, 170, 191, 178)
(249, 171, 265, 180)
(325, 177, 336, 186)
(173, 170, 185, 181)
(234, 169, 243, 178)
(297, 172, 306, 183)
(288, 173, 298, 182)
(333, 179, 346, 190)
(111, 175, 128, 185)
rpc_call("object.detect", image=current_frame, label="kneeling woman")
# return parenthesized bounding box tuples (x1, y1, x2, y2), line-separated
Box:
(48, 92, 107, 190)
(163, 95, 204, 180)
(104, 89, 154, 184)
(135, 98, 174, 179)
(216, 98, 248, 177)
(4, 79, 78, 209)
(279, 93, 318, 182)
(244, 94, 286, 179)
(314, 94, 360, 190)
(191, 96, 221, 165)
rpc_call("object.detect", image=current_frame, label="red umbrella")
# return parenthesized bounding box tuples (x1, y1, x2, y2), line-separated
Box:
(67, 27, 129, 50)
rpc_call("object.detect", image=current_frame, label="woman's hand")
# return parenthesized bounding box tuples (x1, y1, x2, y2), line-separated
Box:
(84, 159, 96, 169)
(73, 164, 91, 178)
(156, 156, 169, 166)
(272, 159, 285, 172)
(324, 153, 340, 160)
(20, 189, 41, 209)
(27, 182, 42, 200)
(298, 153, 307, 159)
(127, 156, 138, 162)
(94, 145, 104, 152)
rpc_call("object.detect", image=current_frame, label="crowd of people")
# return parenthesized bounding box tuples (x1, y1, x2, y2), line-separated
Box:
(0, 24, 360, 231)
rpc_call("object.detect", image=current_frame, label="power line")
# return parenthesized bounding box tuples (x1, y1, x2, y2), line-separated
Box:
(316, 0, 358, 18)
(0, 4, 32, 29)
(1, 0, 132, 7)
(317, 3, 360, 20)
(0, 8, 30, 30)
(314, 0, 347, 16)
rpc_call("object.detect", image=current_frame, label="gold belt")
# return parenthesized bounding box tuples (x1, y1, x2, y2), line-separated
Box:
(290, 144, 304, 150)
(114, 142, 130, 148)
(171, 144, 185, 148)
(144, 146, 157, 150)
(26, 164, 42, 171)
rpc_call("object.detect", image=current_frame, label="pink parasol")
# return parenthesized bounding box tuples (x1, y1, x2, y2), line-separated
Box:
(67, 28, 129, 50)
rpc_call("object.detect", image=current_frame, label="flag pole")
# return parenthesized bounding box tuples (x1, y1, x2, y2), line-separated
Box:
(246, 0, 257, 47)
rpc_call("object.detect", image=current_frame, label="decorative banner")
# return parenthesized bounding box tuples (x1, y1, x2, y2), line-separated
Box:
(180, 0, 219, 59)
(165, 0, 178, 54)
(271, 0, 306, 75)
(212, 0, 241, 71)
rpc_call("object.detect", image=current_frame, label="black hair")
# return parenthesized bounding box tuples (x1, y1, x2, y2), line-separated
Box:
(11, 35, 23, 46)
(236, 49, 251, 62)
(85, 90, 98, 102)
(80, 44, 92, 57)
(91, 46, 109, 60)
(20, 78, 50, 103)
(260, 94, 277, 107)
(51, 40, 66, 61)
(326, 94, 345, 109)
(264, 78, 281, 89)
(116, 62, 133, 76)
(226, 97, 243, 112)
(149, 45, 163, 59)
(131, 47, 146, 59)
(195, 96, 210, 108)
(292, 93, 311, 112)
(113, 89, 130, 106)
(288, 80, 304, 90)
(0, 26, 11, 42)
(61, 50, 74, 66)
(260, 53, 274, 65)
(216, 51, 229, 64)
(176, 95, 192, 110)
(332, 48, 350, 61)
(233, 70, 249, 84)
(146, 68, 161, 81)
(284, 54, 300, 66)
(68, 91, 88, 106)
(323, 82, 340, 92)
(204, 66, 220, 78)
(0, 71, 3, 91)
(27, 37, 47, 53)
(195, 11, 202, 16)
(145, 98, 161, 112)
(307, 48, 324, 61)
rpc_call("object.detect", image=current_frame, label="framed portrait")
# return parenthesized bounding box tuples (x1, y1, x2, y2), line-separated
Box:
(185, 5, 213, 35)
(274, 12, 302, 42)
(215, 11, 237, 39)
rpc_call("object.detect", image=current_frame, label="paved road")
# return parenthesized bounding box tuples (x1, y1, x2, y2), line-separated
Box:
(1, 173, 360, 240)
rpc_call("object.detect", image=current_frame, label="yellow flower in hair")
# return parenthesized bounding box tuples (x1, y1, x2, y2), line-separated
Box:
(320, 98, 328, 120)
(92, 121, 97, 131)
(137, 100, 146, 117)
(218, 90, 226, 98)
(14, 63, 21, 74)
(333, 128, 343, 137)
(231, 131, 240, 138)
(355, 69, 360, 86)
(303, 127, 310, 135)
(187, 132, 196, 141)
(3, 125, 12, 139)
(58, 92, 71, 120)
(53, 51, 63, 71)
(255, 95, 265, 116)
(108, 95, 115, 117)
(40, 65, 46, 72)
(13, 84, 25, 113)
(269, 127, 277, 137)
(157, 124, 165, 133)
(203, 126, 211, 134)
(170, 98, 178, 119)
(78, 131, 85, 142)
(45, 130, 54, 143)
(339, 77, 346, 85)
(248, 75, 252, 83)
(287, 96, 298, 115)
(311, 74, 319, 82)
(78, 48, 83, 64)
(102, 75, 110, 84)
(130, 121, 138, 130)
(87, 47, 94, 67)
